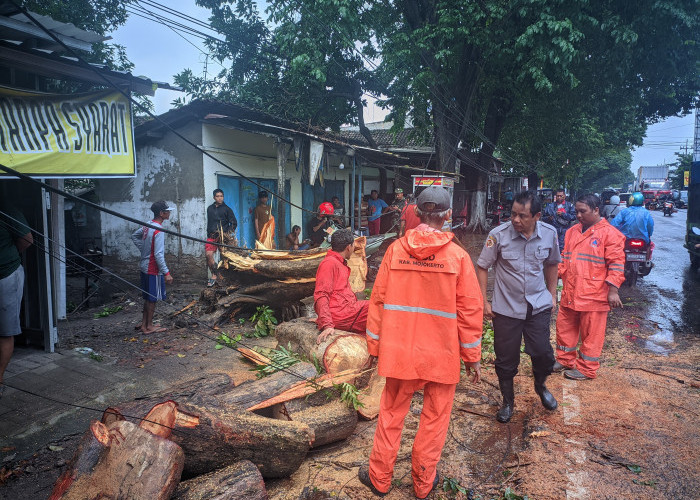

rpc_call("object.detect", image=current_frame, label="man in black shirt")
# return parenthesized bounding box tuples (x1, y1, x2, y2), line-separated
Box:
(206, 189, 237, 286)
(307, 202, 334, 247)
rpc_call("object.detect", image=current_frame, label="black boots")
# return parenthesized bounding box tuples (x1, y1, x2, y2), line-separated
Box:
(534, 375, 558, 411)
(497, 377, 557, 422)
(496, 378, 514, 423)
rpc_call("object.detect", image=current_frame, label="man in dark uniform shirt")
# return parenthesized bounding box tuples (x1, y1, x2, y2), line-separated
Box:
(206, 189, 237, 286)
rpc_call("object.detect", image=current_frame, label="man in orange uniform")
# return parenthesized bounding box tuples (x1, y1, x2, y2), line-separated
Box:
(555, 193, 626, 380)
(358, 187, 483, 499)
(314, 229, 369, 343)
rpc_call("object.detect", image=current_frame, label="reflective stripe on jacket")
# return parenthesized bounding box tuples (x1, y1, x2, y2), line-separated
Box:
(559, 219, 625, 311)
(366, 228, 483, 384)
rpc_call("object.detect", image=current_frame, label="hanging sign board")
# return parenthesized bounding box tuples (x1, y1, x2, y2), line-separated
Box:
(0, 88, 135, 177)
(412, 176, 454, 188)
(309, 140, 323, 185)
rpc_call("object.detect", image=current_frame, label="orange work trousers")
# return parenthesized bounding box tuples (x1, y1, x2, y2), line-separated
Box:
(369, 377, 456, 498)
(555, 306, 608, 379)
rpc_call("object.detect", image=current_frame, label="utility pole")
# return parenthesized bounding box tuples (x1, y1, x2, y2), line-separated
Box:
(680, 139, 691, 155)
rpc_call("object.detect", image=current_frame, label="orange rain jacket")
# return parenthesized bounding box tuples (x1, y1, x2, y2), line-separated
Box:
(366, 228, 483, 385)
(559, 219, 626, 312)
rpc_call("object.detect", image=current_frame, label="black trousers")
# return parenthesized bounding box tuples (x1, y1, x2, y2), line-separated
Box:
(492, 304, 555, 382)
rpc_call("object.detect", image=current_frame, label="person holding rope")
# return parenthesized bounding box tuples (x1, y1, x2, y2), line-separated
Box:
(132, 201, 174, 334)
(314, 229, 369, 343)
(205, 189, 237, 287)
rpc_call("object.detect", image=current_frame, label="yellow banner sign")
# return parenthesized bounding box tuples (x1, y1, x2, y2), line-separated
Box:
(684, 170, 689, 187)
(0, 89, 135, 177)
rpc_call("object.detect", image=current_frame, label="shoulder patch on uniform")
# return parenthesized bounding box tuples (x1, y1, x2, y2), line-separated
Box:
(485, 235, 496, 247)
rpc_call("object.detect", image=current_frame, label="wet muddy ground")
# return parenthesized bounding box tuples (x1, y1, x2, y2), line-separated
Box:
(1, 222, 698, 499)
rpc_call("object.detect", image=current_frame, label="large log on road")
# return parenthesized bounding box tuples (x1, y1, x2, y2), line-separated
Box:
(103, 400, 312, 479)
(280, 398, 358, 448)
(102, 374, 234, 422)
(50, 405, 184, 500)
(218, 361, 318, 410)
(172, 460, 268, 500)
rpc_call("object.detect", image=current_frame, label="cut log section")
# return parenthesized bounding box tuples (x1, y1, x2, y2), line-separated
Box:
(172, 460, 268, 500)
(357, 368, 386, 420)
(279, 398, 358, 448)
(102, 400, 312, 479)
(50, 418, 184, 500)
(218, 362, 318, 410)
(275, 319, 371, 375)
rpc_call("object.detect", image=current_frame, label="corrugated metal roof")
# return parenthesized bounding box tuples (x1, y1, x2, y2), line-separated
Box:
(0, 2, 107, 52)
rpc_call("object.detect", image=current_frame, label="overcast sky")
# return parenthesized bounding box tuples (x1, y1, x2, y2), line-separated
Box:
(111, 0, 696, 174)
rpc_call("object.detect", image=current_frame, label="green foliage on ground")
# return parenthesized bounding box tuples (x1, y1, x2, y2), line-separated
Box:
(442, 476, 468, 496)
(335, 382, 364, 410)
(94, 306, 122, 318)
(247, 306, 278, 338)
(215, 332, 242, 349)
(482, 321, 495, 362)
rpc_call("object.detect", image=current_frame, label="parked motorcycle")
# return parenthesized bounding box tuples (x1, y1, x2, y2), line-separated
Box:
(623, 238, 653, 286)
(662, 200, 676, 216)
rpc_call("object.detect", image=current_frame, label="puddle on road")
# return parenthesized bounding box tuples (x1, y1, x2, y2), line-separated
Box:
(630, 262, 700, 355)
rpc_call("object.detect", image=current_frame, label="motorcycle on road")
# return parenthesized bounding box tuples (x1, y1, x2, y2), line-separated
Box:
(623, 238, 653, 286)
(662, 200, 677, 216)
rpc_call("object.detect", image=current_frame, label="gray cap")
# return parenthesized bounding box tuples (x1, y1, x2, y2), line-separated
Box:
(416, 186, 451, 212)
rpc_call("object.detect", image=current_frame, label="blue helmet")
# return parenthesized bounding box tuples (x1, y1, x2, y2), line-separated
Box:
(629, 192, 644, 207)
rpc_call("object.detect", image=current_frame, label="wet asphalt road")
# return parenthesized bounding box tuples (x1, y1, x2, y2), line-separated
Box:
(627, 207, 700, 353)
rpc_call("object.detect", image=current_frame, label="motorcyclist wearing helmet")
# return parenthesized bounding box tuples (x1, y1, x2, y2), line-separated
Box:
(610, 192, 654, 244)
(601, 195, 622, 220)
(541, 189, 577, 254)
(307, 202, 334, 247)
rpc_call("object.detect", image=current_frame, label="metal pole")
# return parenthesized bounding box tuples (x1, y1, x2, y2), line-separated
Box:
(358, 160, 363, 233)
(351, 156, 356, 231)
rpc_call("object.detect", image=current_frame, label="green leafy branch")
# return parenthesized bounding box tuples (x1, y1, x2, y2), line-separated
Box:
(252, 343, 301, 378)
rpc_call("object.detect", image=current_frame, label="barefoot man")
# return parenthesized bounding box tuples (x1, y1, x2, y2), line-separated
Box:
(132, 201, 174, 333)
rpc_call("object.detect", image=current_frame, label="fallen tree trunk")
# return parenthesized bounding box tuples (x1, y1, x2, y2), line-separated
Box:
(102, 374, 234, 423)
(103, 400, 312, 479)
(218, 362, 318, 410)
(199, 280, 316, 325)
(280, 398, 358, 448)
(172, 460, 268, 500)
(252, 248, 327, 260)
(51, 408, 184, 500)
(219, 250, 325, 280)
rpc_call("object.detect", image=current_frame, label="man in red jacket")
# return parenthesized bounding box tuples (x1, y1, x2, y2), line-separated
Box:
(314, 229, 369, 342)
(358, 187, 483, 499)
(555, 193, 626, 380)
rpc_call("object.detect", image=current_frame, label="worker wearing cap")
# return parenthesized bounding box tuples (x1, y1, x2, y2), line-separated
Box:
(314, 229, 369, 343)
(359, 186, 483, 499)
(131, 201, 174, 334)
(476, 190, 560, 423)
(555, 193, 625, 380)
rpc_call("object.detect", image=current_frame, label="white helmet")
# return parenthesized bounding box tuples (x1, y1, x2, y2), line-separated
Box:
(610, 195, 620, 205)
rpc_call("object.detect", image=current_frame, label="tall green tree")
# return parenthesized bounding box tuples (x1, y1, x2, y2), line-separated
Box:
(670, 152, 692, 190)
(176, 0, 699, 230)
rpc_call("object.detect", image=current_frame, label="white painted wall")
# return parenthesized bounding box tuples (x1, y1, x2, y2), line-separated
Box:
(101, 144, 206, 260)
(102, 122, 361, 261)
